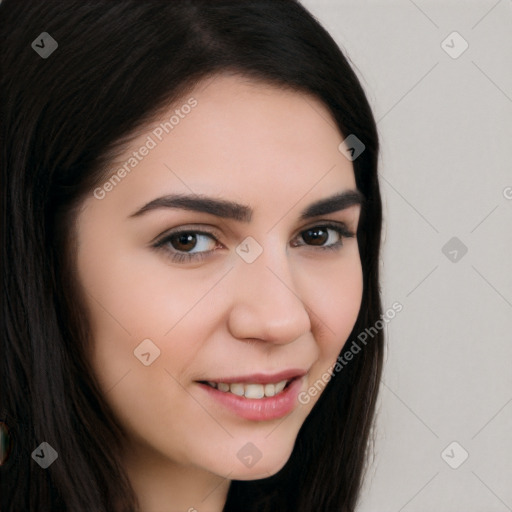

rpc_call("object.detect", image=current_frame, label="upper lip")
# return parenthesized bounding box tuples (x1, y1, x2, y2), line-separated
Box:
(198, 368, 308, 384)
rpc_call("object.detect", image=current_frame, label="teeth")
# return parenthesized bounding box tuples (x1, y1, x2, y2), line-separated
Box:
(264, 383, 276, 397)
(229, 383, 245, 397)
(244, 384, 265, 399)
(205, 379, 290, 399)
(274, 380, 287, 394)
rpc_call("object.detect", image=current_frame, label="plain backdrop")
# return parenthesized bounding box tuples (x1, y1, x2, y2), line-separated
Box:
(299, 1, 512, 511)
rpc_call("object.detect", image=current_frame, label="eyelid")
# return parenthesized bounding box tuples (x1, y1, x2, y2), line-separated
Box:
(296, 219, 354, 236)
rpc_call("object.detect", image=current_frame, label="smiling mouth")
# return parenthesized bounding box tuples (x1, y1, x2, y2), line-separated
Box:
(198, 378, 295, 399)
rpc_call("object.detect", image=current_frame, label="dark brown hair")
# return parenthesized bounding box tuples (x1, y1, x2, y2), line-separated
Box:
(0, 1, 383, 510)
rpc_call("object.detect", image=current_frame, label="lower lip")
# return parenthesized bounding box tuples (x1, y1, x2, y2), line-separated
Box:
(197, 376, 304, 421)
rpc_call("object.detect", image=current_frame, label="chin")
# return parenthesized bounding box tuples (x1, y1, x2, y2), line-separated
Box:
(227, 449, 293, 481)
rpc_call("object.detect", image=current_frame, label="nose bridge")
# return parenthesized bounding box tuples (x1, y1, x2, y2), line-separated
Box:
(227, 237, 311, 343)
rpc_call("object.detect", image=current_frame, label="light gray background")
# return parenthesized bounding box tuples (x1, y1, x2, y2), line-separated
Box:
(300, 1, 512, 510)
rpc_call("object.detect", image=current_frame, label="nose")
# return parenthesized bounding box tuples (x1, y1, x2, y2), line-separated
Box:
(227, 243, 312, 345)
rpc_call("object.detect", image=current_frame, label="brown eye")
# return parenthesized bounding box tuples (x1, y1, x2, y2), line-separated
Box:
(158, 231, 218, 254)
(169, 232, 198, 252)
(154, 230, 220, 264)
(301, 227, 329, 246)
(292, 222, 354, 251)
(153, 222, 354, 266)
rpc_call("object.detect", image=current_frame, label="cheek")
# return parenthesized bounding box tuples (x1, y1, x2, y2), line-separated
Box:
(77, 244, 210, 338)
(77, 236, 230, 370)
(304, 251, 363, 363)
(76, 241, 228, 402)
(79, 262, 211, 454)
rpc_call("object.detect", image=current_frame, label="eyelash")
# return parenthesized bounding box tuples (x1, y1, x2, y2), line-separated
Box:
(153, 222, 355, 264)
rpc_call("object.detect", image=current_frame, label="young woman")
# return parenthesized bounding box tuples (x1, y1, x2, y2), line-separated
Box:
(0, 1, 383, 510)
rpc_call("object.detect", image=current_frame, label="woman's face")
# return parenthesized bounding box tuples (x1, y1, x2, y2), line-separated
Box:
(75, 74, 363, 480)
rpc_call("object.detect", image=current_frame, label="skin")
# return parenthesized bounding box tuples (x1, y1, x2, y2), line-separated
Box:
(74, 73, 363, 512)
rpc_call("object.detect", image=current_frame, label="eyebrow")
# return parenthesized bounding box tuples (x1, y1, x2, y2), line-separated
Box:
(129, 189, 364, 222)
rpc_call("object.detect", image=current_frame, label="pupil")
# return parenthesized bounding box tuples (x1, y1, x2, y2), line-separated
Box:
(173, 233, 196, 251)
(304, 228, 327, 246)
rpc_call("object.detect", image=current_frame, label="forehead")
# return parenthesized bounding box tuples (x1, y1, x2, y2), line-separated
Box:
(89, 74, 356, 217)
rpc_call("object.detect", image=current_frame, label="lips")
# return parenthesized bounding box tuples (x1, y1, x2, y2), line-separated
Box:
(197, 372, 306, 421)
